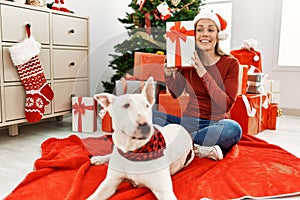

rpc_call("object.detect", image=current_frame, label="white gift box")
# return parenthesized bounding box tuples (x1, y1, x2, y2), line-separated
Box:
(166, 21, 195, 68)
(264, 80, 280, 104)
(115, 78, 158, 96)
(72, 97, 97, 132)
(264, 80, 280, 93)
(115, 78, 159, 110)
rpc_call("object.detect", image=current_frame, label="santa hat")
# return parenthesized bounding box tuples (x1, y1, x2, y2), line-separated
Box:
(193, 11, 229, 40)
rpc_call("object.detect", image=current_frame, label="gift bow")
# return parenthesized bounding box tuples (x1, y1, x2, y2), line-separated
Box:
(72, 97, 95, 132)
(166, 22, 194, 67)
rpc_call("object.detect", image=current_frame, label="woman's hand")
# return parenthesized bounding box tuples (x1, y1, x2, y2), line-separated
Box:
(164, 63, 178, 77)
(191, 51, 206, 77)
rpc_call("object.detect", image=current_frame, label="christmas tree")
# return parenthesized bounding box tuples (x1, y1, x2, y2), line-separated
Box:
(102, 0, 203, 93)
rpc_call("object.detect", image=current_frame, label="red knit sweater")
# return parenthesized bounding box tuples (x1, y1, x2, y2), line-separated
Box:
(165, 55, 240, 120)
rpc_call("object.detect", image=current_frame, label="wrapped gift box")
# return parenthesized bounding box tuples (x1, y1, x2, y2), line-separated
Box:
(230, 94, 268, 135)
(264, 80, 280, 93)
(238, 65, 248, 95)
(115, 77, 158, 96)
(247, 73, 266, 94)
(262, 103, 278, 130)
(230, 48, 262, 72)
(264, 80, 280, 104)
(267, 103, 279, 130)
(102, 112, 113, 133)
(158, 92, 189, 117)
(133, 52, 165, 82)
(248, 73, 264, 82)
(72, 97, 97, 132)
(166, 21, 194, 68)
(247, 84, 264, 94)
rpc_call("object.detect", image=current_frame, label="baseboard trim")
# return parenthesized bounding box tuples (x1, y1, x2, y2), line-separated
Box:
(281, 108, 300, 116)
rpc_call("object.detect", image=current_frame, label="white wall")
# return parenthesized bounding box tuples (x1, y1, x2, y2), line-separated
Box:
(68, 0, 300, 112)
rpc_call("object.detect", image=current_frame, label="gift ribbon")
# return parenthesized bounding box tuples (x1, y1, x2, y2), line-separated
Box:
(241, 94, 269, 118)
(145, 12, 151, 35)
(144, 10, 160, 35)
(166, 22, 194, 67)
(241, 95, 256, 117)
(72, 97, 95, 132)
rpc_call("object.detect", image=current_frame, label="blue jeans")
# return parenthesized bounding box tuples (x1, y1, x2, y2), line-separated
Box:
(152, 110, 242, 152)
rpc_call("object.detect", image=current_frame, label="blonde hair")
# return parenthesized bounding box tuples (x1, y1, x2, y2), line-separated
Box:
(215, 42, 229, 56)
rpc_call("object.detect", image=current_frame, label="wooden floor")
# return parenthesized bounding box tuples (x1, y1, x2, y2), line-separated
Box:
(0, 114, 299, 199)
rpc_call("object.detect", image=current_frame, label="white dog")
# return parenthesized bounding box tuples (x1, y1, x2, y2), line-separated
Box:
(88, 77, 194, 200)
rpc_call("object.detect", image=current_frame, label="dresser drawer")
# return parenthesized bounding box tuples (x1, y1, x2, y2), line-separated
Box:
(1, 5, 50, 44)
(4, 85, 51, 121)
(52, 14, 88, 46)
(53, 80, 88, 113)
(53, 49, 88, 79)
(3, 47, 51, 82)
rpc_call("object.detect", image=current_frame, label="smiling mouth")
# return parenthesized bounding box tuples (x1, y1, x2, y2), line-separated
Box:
(199, 39, 210, 43)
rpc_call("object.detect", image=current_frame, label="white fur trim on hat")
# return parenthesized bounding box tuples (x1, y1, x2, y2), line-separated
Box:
(9, 36, 41, 66)
(193, 11, 221, 29)
(218, 29, 230, 41)
(193, 11, 229, 40)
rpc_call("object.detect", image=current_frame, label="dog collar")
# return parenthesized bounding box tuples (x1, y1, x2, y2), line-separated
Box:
(118, 128, 166, 161)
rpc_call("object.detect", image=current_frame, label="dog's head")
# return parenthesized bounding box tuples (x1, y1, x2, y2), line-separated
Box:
(94, 77, 155, 151)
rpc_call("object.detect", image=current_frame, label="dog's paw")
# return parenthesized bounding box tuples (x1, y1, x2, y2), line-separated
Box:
(90, 155, 110, 165)
(90, 156, 104, 165)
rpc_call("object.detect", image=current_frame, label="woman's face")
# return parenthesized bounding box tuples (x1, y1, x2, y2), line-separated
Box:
(195, 19, 218, 53)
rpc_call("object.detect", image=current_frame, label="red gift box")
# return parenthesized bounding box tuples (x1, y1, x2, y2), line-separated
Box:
(238, 65, 248, 95)
(230, 94, 268, 135)
(231, 48, 262, 72)
(72, 97, 97, 133)
(158, 92, 189, 117)
(102, 112, 113, 133)
(267, 103, 278, 130)
(133, 52, 165, 82)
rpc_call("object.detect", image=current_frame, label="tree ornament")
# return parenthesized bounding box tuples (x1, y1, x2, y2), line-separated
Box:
(171, 0, 181, 6)
(157, 2, 173, 20)
(136, 0, 146, 10)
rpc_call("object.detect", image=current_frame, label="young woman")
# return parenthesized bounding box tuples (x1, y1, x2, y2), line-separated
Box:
(153, 11, 242, 160)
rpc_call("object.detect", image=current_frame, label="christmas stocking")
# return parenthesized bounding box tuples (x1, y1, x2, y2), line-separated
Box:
(9, 24, 54, 123)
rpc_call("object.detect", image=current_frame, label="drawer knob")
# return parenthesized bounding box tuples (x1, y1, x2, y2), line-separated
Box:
(69, 29, 75, 34)
(69, 62, 76, 67)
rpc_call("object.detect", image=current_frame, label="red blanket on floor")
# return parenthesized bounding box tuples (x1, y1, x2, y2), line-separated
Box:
(4, 134, 300, 200)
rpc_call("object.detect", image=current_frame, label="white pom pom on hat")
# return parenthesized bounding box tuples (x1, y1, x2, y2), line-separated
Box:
(193, 11, 229, 40)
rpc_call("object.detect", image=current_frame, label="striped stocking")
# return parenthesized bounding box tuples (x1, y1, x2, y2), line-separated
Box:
(9, 24, 54, 123)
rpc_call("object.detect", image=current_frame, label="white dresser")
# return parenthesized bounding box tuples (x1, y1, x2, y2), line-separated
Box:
(0, 1, 90, 136)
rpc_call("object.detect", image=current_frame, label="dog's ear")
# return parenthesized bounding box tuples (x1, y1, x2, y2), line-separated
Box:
(142, 76, 155, 105)
(94, 93, 115, 110)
